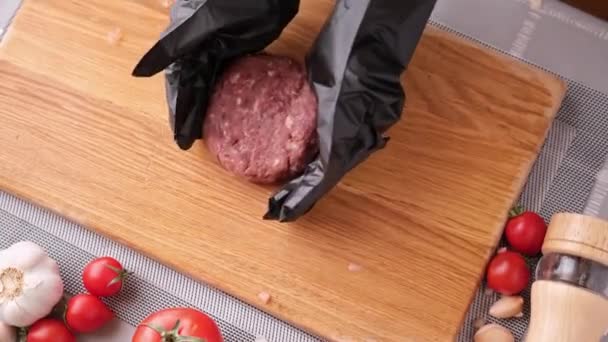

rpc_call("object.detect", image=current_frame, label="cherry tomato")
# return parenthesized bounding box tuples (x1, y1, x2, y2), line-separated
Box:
(132, 308, 223, 342)
(505, 208, 547, 256)
(27, 319, 75, 342)
(83, 256, 127, 296)
(65, 294, 114, 333)
(486, 251, 530, 295)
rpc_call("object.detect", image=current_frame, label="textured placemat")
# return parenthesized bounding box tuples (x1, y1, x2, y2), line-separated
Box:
(584, 157, 608, 219)
(0, 191, 319, 342)
(432, 1, 608, 340)
(2, 0, 608, 341)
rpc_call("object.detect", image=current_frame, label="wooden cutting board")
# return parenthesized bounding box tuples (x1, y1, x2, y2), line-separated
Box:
(0, 0, 565, 340)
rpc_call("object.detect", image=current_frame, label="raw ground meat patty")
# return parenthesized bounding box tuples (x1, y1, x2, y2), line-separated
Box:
(203, 54, 318, 184)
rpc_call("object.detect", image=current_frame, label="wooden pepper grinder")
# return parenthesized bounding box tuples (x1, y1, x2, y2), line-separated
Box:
(525, 213, 608, 342)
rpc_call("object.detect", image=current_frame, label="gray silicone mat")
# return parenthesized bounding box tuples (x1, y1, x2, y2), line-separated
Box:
(2, 0, 608, 341)
(431, 1, 608, 340)
(0, 192, 317, 342)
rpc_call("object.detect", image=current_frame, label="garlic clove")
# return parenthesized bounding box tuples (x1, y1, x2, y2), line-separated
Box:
(0, 301, 30, 328)
(489, 296, 524, 319)
(21, 271, 64, 319)
(474, 324, 515, 342)
(7, 242, 46, 271)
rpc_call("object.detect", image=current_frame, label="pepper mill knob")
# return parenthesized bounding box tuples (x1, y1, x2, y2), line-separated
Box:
(526, 213, 608, 342)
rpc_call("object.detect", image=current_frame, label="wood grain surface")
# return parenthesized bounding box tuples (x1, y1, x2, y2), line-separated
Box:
(527, 281, 608, 342)
(0, 0, 565, 341)
(543, 213, 608, 265)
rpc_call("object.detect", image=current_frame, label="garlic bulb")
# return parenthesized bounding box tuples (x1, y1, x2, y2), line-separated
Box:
(0, 241, 64, 327)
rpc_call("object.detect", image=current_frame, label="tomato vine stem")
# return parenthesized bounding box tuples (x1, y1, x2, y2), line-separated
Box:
(143, 319, 207, 342)
(508, 205, 524, 218)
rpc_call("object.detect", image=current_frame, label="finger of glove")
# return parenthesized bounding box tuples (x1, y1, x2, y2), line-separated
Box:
(133, 0, 299, 77)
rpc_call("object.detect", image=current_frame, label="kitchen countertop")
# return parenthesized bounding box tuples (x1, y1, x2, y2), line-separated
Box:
(1, 0, 607, 341)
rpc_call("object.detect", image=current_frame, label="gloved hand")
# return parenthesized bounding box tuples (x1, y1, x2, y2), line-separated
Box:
(132, 0, 300, 150)
(264, 0, 437, 221)
(132, 0, 437, 223)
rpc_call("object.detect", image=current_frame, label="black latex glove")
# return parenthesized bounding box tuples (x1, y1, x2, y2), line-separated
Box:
(132, 0, 300, 150)
(264, 0, 437, 221)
